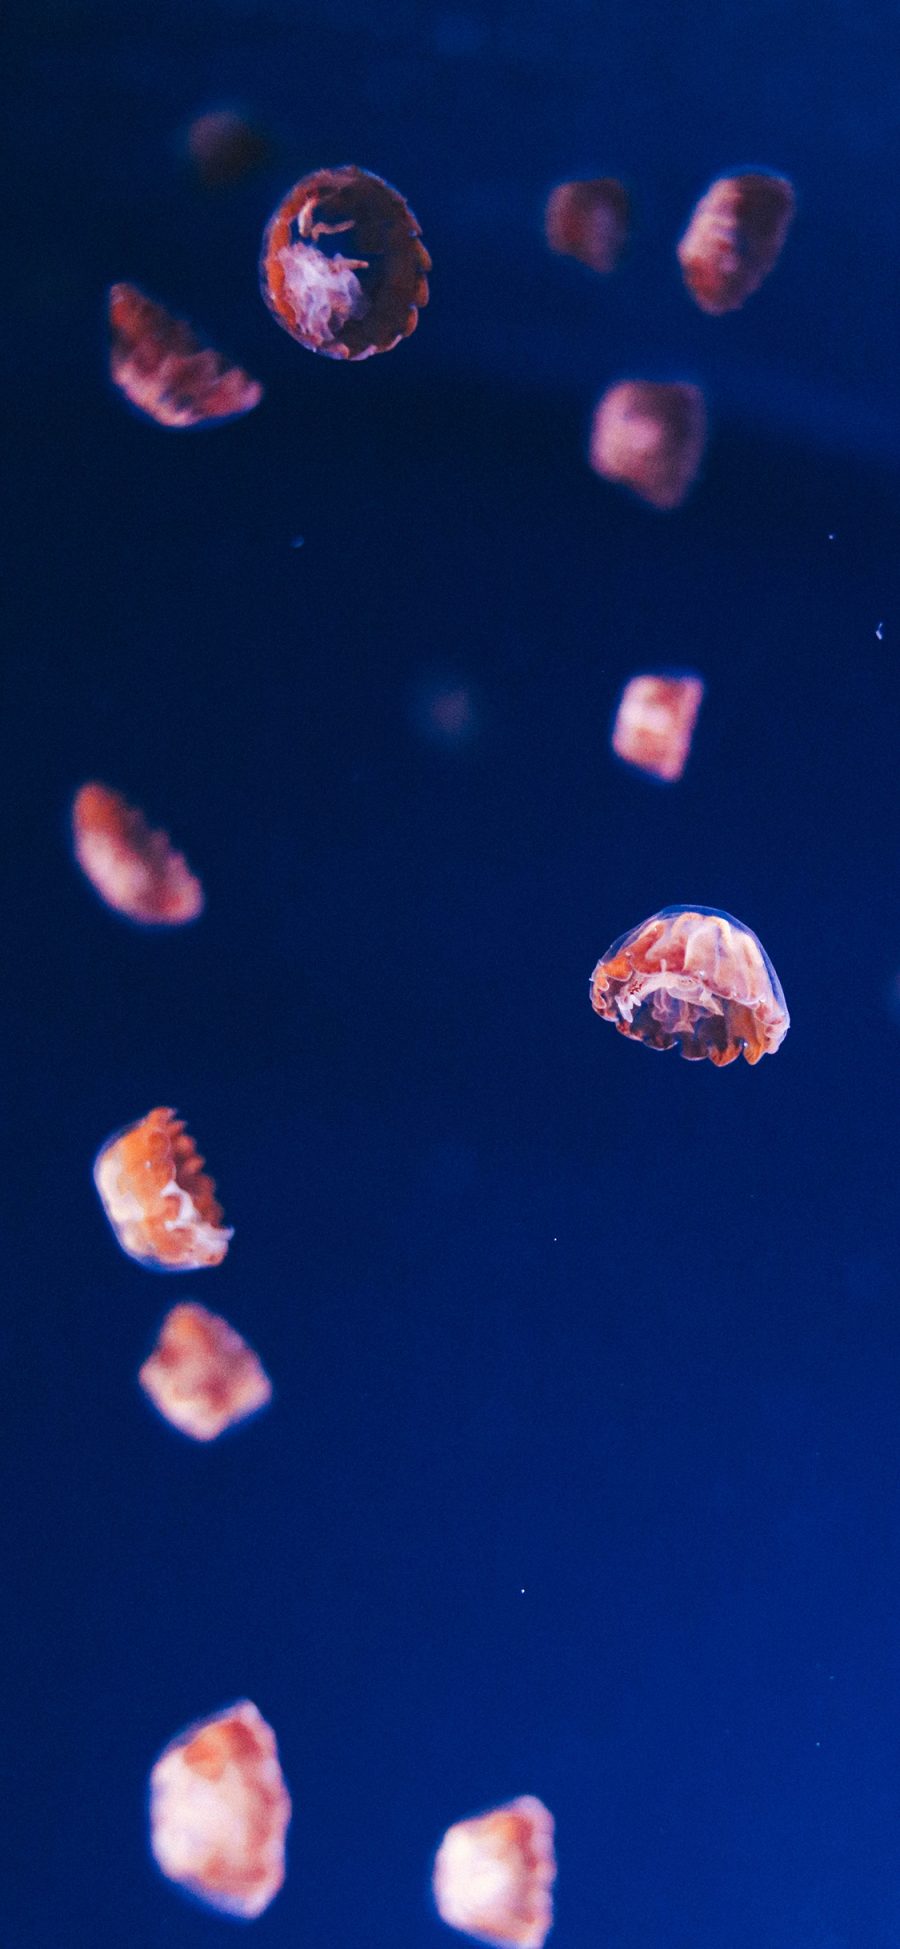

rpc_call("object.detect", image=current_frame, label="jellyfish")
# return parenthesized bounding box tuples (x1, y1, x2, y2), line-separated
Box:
(72, 782, 204, 926)
(187, 109, 270, 188)
(94, 1108, 232, 1269)
(432, 1797, 556, 1949)
(590, 906, 789, 1064)
(589, 381, 707, 509)
(612, 673, 704, 782)
(149, 1700, 291, 1918)
(259, 165, 430, 360)
(108, 283, 262, 427)
(544, 177, 630, 273)
(139, 1303, 271, 1440)
(677, 172, 795, 315)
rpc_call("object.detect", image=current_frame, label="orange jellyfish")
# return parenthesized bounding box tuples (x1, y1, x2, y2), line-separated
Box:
(187, 109, 271, 188)
(94, 1108, 232, 1269)
(432, 1797, 556, 1949)
(150, 1700, 291, 1918)
(612, 673, 704, 782)
(590, 906, 789, 1064)
(140, 1303, 271, 1440)
(72, 782, 204, 926)
(260, 165, 430, 360)
(544, 177, 630, 273)
(589, 381, 707, 509)
(108, 283, 262, 427)
(677, 172, 795, 315)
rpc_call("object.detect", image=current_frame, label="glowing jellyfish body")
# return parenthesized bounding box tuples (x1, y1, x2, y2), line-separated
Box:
(94, 1107, 232, 1269)
(108, 284, 262, 427)
(260, 165, 430, 360)
(678, 172, 795, 315)
(150, 1701, 290, 1918)
(612, 673, 704, 781)
(187, 110, 270, 188)
(72, 782, 204, 926)
(589, 381, 707, 509)
(432, 1797, 556, 1949)
(544, 177, 630, 273)
(590, 906, 789, 1064)
(140, 1303, 271, 1440)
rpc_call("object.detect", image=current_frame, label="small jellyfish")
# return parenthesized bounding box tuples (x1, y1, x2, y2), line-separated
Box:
(589, 381, 707, 509)
(140, 1303, 271, 1440)
(432, 1796, 556, 1949)
(187, 109, 271, 188)
(677, 172, 795, 315)
(260, 165, 430, 360)
(149, 1700, 291, 1918)
(590, 906, 789, 1064)
(612, 673, 704, 782)
(72, 782, 204, 926)
(108, 283, 262, 427)
(94, 1107, 232, 1270)
(544, 177, 630, 273)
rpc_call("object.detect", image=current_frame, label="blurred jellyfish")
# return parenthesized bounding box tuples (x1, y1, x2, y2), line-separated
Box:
(94, 1107, 232, 1270)
(140, 1303, 271, 1440)
(612, 673, 704, 782)
(412, 672, 479, 747)
(150, 1700, 290, 1918)
(432, 1796, 556, 1948)
(108, 284, 262, 427)
(590, 906, 789, 1064)
(260, 165, 430, 359)
(72, 782, 204, 926)
(589, 381, 706, 509)
(187, 109, 271, 188)
(677, 172, 795, 315)
(544, 177, 630, 273)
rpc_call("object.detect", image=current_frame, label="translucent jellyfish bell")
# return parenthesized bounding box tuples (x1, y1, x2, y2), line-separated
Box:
(544, 177, 630, 273)
(677, 172, 795, 315)
(149, 1700, 290, 1918)
(590, 906, 789, 1065)
(108, 284, 262, 427)
(611, 673, 704, 781)
(589, 381, 707, 509)
(140, 1303, 271, 1440)
(432, 1796, 556, 1948)
(94, 1107, 232, 1269)
(260, 165, 430, 360)
(72, 782, 204, 925)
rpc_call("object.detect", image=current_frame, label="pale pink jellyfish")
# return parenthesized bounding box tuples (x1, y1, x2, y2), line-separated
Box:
(432, 1796, 556, 1947)
(589, 381, 707, 509)
(149, 1700, 290, 1918)
(260, 165, 430, 359)
(612, 673, 704, 781)
(94, 1107, 232, 1269)
(678, 172, 795, 315)
(108, 285, 262, 427)
(590, 906, 789, 1064)
(72, 783, 203, 925)
(140, 1303, 271, 1440)
(544, 177, 630, 273)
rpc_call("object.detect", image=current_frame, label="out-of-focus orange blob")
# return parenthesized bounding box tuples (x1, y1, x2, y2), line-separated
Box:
(72, 782, 204, 926)
(589, 381, 707, 509)
(544, 177, 630, 273)
(140, 1303, 271, 1440)
(187, 110, 271, 187)
(260, 165, 430, 360)
(94, 1108, 233, 1270)
(612, 673, 704, 781)
(432, 1797, 556, 1949)
(108, 284, 262, 427)
(677, 172, 795, 315)
(590, 906, 789, 1065)
(150, 1700, 290, 1918)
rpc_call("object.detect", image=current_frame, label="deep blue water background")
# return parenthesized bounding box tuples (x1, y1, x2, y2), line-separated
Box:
(5, 4, 900, 1946)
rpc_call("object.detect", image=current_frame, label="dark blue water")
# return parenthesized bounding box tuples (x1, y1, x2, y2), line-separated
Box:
(5, 5, 900, 1946)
